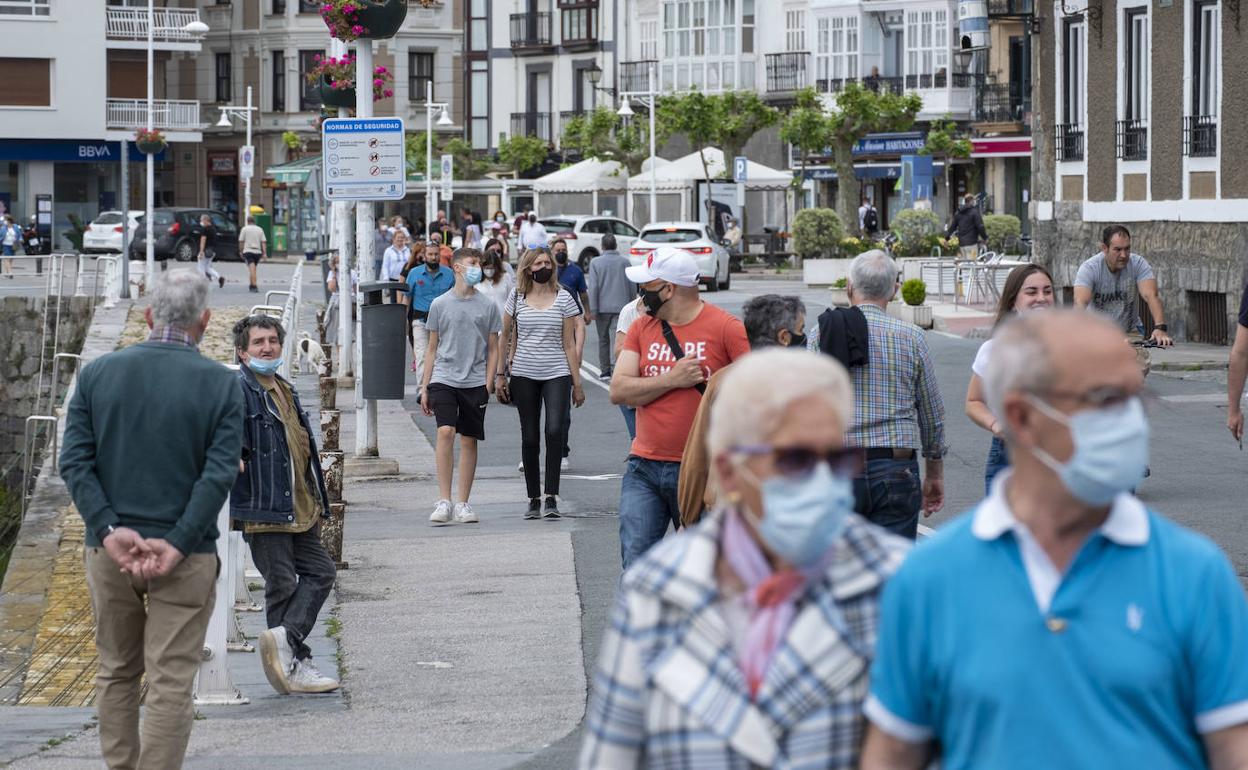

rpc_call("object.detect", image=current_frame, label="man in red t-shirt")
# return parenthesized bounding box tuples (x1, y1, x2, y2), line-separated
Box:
(610, 247, 750, 568)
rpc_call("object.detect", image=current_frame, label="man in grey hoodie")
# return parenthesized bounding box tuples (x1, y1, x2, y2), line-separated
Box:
(586, 233, 636, 379)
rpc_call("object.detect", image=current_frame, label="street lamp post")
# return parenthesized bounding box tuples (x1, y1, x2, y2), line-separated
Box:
(424, 80, 453, 240)
(617, 64, 658, 225)
(215, 86, 257, 226)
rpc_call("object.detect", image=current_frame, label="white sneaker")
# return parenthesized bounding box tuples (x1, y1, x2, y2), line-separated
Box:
(561, 457, 570, 471)
(429, 499, 452, 525)
(453, 501, 479, 524)
(288, 658, 340, 694)
(517, 459, 525, 473)
(259, 626, 295, 695)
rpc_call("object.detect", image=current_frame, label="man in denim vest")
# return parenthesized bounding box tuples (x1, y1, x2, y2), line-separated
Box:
(231, 315, 338, 695)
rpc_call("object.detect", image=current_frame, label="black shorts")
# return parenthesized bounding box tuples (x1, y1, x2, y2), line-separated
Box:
(243, 251, 263, 265)
(427, 383, 488, 440)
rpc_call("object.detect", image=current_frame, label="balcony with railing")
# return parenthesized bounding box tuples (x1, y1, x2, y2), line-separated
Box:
(1184, 115, 1217, 157)
(512, 112, 553, 143)
(510, 12, 555, 52)
(766, 52, 810, 94)
(620, 60, 658, 94)
(105, 5, 204, 50)
(975, 80, 1028, 124)
(1056, 123, 1085, 162)
(988, 0, 1035, 16)
(106, 98, 202, 132)
(1116, 119, 1148, 161)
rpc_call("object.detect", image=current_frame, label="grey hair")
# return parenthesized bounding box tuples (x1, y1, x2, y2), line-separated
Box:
(981, 313, 1056, 433)
(849, 249, 899, 301)
(707, 348, 853, 468)
(232, 314, 287, 353)
(742, 294, 806, 348)
(149, 269, 209, 330)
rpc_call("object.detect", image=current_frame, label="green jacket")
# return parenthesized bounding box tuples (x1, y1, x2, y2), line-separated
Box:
(61, 340, 244, 555)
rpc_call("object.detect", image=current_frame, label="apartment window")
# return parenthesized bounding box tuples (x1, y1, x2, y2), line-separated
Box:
(408, 52, 434, 103)
(1058, 19, 1086, 161)
(1186, 0, 1218, 156)
(830, 17, 858, 80)
(271, 50, 285, 112)
(469, 59, 488, 148)
(215, 53, 231, 103)
(785, 9, 805, 51)
(469, 0, 488, 51)
(299, 49, 323, 111)
(0, 0, 50, 16)
(298, 0, 319, 12)
(905, 9, 949, 84)
(0, 58, 50, 105)
(272, 0, 285, 13)
(560, 1, 598, 44)
(641, 19, 658, 59)
(661, 0, 749, 91)
(1124, 9, 1148, 121)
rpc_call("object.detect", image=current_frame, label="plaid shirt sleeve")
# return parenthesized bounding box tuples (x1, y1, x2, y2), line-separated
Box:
(913, 332, 948, 459)
(579, 589, 647, 768)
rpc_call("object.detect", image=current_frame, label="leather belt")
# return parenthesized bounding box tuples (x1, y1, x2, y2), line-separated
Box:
(865, 447, 916, 460)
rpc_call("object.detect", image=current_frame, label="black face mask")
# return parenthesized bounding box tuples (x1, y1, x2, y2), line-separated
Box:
(640, 285, 670, 317)
(554, 251, 568, 264)
(531, 266, 554, 284)
(787, 331, 808, 348)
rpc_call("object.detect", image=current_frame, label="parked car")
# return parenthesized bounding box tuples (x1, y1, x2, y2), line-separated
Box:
(629, 221, 732, 292)
(82, 210, 142, 254)
(537, 215, 640, 268)
(129, 208, 239, 262)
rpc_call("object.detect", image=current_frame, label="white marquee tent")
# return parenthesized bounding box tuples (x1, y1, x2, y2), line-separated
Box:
(533, 157, 670, 221)
(625, 147, 792, 226)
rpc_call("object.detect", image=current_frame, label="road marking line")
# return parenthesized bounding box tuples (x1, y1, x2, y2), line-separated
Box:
(563, 473, 624, 481)
(1157, 393, 1225, 404)
(918, 524, 935, 538)
(581, 362, 611, 392)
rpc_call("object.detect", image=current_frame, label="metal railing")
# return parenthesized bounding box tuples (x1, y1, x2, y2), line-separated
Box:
(766, 52, 810, 92)
(512, 111, 553, 143)
(1055, 123, 1085, 162)
(510, 12, 553, 49)
(620, 60, 658, 93)
(975, 81, 1026, 123)
(1184, 115, 1217, 157)
(1116, 119, 1148, 161)
(105, 98, 202, 131)
(277, 262, 304, 381)
(105, 5, 203, 42)
(818, 75, 906, 95)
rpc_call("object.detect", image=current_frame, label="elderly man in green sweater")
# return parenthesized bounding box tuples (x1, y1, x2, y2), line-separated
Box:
(61, 269, 243, 770)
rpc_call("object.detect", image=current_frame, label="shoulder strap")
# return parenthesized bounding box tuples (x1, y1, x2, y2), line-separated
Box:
(659, 319, 707, 395)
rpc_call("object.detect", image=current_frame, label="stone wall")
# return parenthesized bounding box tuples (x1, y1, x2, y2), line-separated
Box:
(0, 296, 93, 491)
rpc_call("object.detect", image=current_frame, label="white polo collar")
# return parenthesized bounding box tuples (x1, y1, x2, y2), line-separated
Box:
(972, 470, 1150, 547)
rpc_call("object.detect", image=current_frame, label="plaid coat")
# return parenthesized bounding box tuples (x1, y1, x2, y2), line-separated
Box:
(579, 509, 909, 769)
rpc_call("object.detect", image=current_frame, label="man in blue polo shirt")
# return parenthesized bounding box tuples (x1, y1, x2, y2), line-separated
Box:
(405, 240, 454, 381)
(861, 309, 1248, 770)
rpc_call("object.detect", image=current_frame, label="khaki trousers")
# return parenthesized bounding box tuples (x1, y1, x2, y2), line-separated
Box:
(85, 547, 217, 770)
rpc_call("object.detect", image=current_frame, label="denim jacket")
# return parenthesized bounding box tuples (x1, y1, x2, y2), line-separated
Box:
(230, 366, 331, 525)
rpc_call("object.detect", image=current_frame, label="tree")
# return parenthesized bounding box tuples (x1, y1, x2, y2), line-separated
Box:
(561, 107, 670, 176)
(714, 91, 781, 170)
(826, 82, 923, 234)
(497, 134, 549, 178)
(658, 91, 719, 223)
(405, 132, 485, 181)
(779, 88, 836, 210)
(920, 116, 973, 215)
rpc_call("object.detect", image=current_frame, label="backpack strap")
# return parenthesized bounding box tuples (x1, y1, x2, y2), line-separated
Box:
(659, 319, 707, 395)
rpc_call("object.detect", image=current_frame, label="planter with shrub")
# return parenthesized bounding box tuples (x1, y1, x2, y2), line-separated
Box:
(135, 128, 166, 154)
(889, 277, 933, 328)
(891, 209, 943, 257)
(320, 0, 409, 41)
(829, 277, 850, 307)
(983, 214, 1022, 254)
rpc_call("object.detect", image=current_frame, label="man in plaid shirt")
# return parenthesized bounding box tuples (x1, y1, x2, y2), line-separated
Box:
(839, 250, 947, 538)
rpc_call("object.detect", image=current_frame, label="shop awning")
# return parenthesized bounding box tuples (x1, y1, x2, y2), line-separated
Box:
(265, 156, 321, 185)
(802, 161, 946, 181)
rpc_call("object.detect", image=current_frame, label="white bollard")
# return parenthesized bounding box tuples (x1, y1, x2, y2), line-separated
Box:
(231, 531, 262, 612)
(224, 534, 256, 653)
(193, 499, 249, 705)
(74, 255, 86, 296)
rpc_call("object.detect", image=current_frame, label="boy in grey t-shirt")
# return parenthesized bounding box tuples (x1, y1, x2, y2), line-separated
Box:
(1073, 224, 1173, 348)
(419, 248, 502, 526)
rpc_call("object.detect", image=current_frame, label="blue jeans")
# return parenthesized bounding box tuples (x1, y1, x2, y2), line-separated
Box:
(619, 456, 681, 569)
(852, 457, 922, 539)
(985, 436, 1010, 495)
(619, 405, 636, 440)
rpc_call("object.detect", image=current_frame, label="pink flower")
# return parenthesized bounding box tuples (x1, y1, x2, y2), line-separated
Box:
(351, 24, 364, 34)
(384, 89, 393, 97)
(343, 4, 356, 12)
(373, 78, 383, 87)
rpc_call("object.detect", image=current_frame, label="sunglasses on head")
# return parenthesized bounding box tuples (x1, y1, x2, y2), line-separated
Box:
(734, 444, 864, 479)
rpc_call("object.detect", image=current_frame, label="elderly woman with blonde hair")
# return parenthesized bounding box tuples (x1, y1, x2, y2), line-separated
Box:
(579, 347, 910, 770)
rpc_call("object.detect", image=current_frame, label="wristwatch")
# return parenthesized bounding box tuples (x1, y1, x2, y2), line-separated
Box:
(97, 524, 117, 542)
(1154, 324, 1168, 332)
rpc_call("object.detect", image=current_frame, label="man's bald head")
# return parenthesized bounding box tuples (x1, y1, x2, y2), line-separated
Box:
(984, 309, 1141, 435)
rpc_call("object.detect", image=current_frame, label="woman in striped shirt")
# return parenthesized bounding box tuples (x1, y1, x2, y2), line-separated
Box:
(498, 248, 586, 519)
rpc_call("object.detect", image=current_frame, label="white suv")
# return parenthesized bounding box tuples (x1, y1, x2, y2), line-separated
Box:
(538, 215, 641, 268)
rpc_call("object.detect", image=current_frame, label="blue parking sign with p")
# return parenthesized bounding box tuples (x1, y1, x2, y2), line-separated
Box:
(734, 156, 748, 183)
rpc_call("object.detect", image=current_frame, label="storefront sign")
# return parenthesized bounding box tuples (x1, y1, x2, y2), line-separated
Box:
(208, 152, 237, 176)
(852, 132, 926, 157)
(0, 139, 165, 163)
(322, 117, 406, 201)
(970, 137, 1033, 157)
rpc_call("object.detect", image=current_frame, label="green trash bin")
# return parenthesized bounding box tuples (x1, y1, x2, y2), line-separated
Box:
(253, 212, 273, 251)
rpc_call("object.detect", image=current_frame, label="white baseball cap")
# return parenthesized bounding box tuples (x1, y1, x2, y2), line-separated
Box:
(626, 246, 701, 287)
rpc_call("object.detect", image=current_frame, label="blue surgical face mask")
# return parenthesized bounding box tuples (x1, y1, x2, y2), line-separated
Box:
(464, 266, 483, 285)
(740, 462, 855, 568)
(1025, 395, 1149, 506)
(247, 356, 283, 376)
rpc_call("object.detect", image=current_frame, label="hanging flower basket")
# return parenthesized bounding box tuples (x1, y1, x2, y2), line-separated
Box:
(306, 54, 394, 108)
(320, 0, 408, 42)
(134, 128, 166, 154)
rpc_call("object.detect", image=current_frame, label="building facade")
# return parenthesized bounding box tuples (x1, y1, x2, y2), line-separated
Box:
(1031, 0, 1246, 343)
(971, 0, 1033, 231)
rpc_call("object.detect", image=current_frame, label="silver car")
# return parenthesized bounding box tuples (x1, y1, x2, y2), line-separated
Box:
(629, 221, 732, 292)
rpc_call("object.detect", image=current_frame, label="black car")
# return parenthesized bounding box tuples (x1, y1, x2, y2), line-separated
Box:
(129, 208, 240, 262)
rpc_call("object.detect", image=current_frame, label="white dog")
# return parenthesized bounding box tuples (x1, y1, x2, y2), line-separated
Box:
(295, 332, 327, 376)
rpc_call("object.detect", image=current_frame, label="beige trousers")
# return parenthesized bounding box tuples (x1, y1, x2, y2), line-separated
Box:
(85, 547, 217, 770)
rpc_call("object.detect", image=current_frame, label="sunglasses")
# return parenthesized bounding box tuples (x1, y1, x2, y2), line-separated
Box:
(733, 444, 864, 479)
